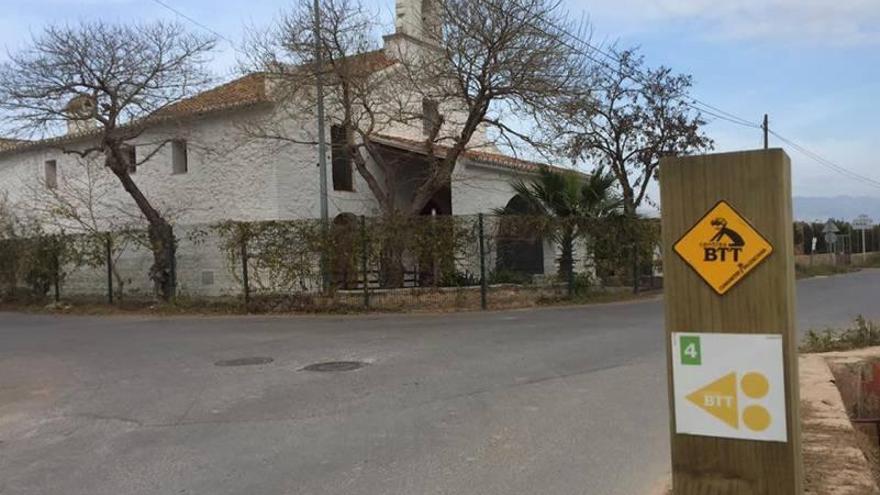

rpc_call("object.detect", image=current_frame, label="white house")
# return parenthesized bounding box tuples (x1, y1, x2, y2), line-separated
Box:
(0, 0, 584, 298)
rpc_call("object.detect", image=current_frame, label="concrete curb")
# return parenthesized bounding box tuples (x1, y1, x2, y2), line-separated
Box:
(800, 354, 880, 494)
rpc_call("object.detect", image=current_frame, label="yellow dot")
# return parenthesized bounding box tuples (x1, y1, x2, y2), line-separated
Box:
(741, 372, 769, 399)
(743, 405, 771, 431)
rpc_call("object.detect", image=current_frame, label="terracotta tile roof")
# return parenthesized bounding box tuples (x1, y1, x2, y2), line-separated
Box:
(328, 50, 396, 75)
(0, 73, 272, 156)
(293, 49, 396, 79)
(0, 138, 28, 152)
(371, 133, 574, 174)
(0, 50, 398, 156)
(155, 73, 269, 118)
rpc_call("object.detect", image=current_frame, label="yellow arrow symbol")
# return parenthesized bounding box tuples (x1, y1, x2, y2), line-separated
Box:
(686, 372, 739, 429)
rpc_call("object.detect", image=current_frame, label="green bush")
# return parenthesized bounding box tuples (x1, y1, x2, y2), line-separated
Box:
(488, 269, 533, 285)
(800, 315, 880, 353)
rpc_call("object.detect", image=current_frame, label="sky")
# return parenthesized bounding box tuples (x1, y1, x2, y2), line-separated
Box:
(2, 0, 879, 201)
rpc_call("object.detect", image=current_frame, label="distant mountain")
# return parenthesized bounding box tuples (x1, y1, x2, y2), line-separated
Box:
(793, 196, 880, 222)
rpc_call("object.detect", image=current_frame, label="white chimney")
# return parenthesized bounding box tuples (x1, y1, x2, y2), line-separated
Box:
(394, 0, 441, 40)
(64, 95, 98, 135)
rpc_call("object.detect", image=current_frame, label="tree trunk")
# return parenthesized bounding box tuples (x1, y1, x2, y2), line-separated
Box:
(560, 226, 575, 295)
(622, 200, 639, 295)
(147, 220, 176, 301)
(374, 213, 405, 289)
(106, 147, 175, 301)
(379, 242, 405, 288)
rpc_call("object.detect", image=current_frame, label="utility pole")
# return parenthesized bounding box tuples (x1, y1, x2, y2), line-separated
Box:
(313, 0, 329, 227)
(313, 0, 330, 290)
(762, 114, 769, 149)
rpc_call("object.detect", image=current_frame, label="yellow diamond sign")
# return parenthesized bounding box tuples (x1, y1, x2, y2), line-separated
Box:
(674, 200, 773, 295)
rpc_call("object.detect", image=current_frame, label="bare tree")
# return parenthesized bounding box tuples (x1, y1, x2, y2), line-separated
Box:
(24, 156, 156, 301)
(549, 48, 713, 290)
(0, 21, 216, 301)
(404, 0, 587, 214)
(243, 0, 586, 217)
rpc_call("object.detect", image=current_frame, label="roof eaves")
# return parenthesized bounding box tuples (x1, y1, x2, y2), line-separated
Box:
(0, 76, 272, 158)
(371, 133, 562, 174)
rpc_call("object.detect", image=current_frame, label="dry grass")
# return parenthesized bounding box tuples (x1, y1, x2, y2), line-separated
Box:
(0, 285, 661, 317)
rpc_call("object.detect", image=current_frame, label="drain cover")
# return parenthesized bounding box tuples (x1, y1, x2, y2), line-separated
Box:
(214, 357, 274, 367)
(302, 361, 365, 372)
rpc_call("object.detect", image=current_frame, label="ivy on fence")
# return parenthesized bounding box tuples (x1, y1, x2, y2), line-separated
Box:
(0, 212, 661, 309)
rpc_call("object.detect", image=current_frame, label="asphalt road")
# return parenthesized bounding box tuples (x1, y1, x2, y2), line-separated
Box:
(1, 270, 878, 495)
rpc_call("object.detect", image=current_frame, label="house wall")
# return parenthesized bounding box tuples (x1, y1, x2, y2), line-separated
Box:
(0, 103, 395, 226)
(0, 89, 586, 298)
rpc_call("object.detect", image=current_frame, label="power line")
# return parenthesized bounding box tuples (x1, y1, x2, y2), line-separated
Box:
(505, 5, 761, 129)
(149, 0, 235, 45)
(514, 3, 880, 187)
(768, 130, 880, 190)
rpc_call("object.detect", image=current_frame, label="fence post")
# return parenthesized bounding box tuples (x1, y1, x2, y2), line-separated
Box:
(360, 215, 370, 309)
(52, 235, 61, 303)
(478, 213, 487, 310)
(240, 230, 250, 312)
(106, 233, 114, 305)
(631, 219, 640, 295)
(169, 231, 178, 299)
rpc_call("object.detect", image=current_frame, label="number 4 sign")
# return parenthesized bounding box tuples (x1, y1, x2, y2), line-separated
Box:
(671, 332, 787, 442)
(680, 336, 702, 365)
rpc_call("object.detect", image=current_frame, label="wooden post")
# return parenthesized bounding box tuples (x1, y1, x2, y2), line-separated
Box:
(660, 149, 802, 494)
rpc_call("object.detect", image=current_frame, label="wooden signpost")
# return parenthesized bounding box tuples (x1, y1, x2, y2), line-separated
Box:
(660, 149, 803, 494)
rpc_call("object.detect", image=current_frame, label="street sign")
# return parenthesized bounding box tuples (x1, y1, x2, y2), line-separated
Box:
(853, 215, 874, 255)
(853, 214, 874, 231)
(822, 219, 839, 234)
(825, 231, 837, 247)
(673, 200, 773, 296)
(672, 332, 787, 442)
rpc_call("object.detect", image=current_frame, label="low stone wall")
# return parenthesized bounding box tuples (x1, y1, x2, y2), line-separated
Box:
(796, 252, 878, 267)
(240, 283, 572, 313)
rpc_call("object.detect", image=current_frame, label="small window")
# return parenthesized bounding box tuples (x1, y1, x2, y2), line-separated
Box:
(172, 140, 188, 175)
(422, 98, 440, 135)
(330, 125, 353, 192)
(44, 160, 57, 189)
(123, 145, 137, 174)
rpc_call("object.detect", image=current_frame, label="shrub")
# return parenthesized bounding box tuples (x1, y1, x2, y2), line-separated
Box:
(800, 315, 880, 353)
(489, 269, 533, 285)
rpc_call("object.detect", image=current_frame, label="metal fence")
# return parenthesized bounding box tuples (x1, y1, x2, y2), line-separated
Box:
(0, 214, 659, 312)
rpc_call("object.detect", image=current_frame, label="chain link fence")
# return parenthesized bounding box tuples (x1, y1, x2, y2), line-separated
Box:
(0, 214, 661, 311)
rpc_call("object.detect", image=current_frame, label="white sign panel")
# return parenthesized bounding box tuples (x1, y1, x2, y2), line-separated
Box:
(672, 332, 787, 442)
(853, 215, 874, 231)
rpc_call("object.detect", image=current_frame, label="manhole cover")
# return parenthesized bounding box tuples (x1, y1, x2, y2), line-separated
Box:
(214, 357, 274, 367)
(302, 361, 365, 372)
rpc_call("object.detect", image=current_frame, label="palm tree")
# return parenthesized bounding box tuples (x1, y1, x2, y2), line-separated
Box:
(499, 166, 622, 284)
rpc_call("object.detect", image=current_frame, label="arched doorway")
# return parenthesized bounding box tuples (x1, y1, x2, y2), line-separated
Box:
(496, 195, 545, 277)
